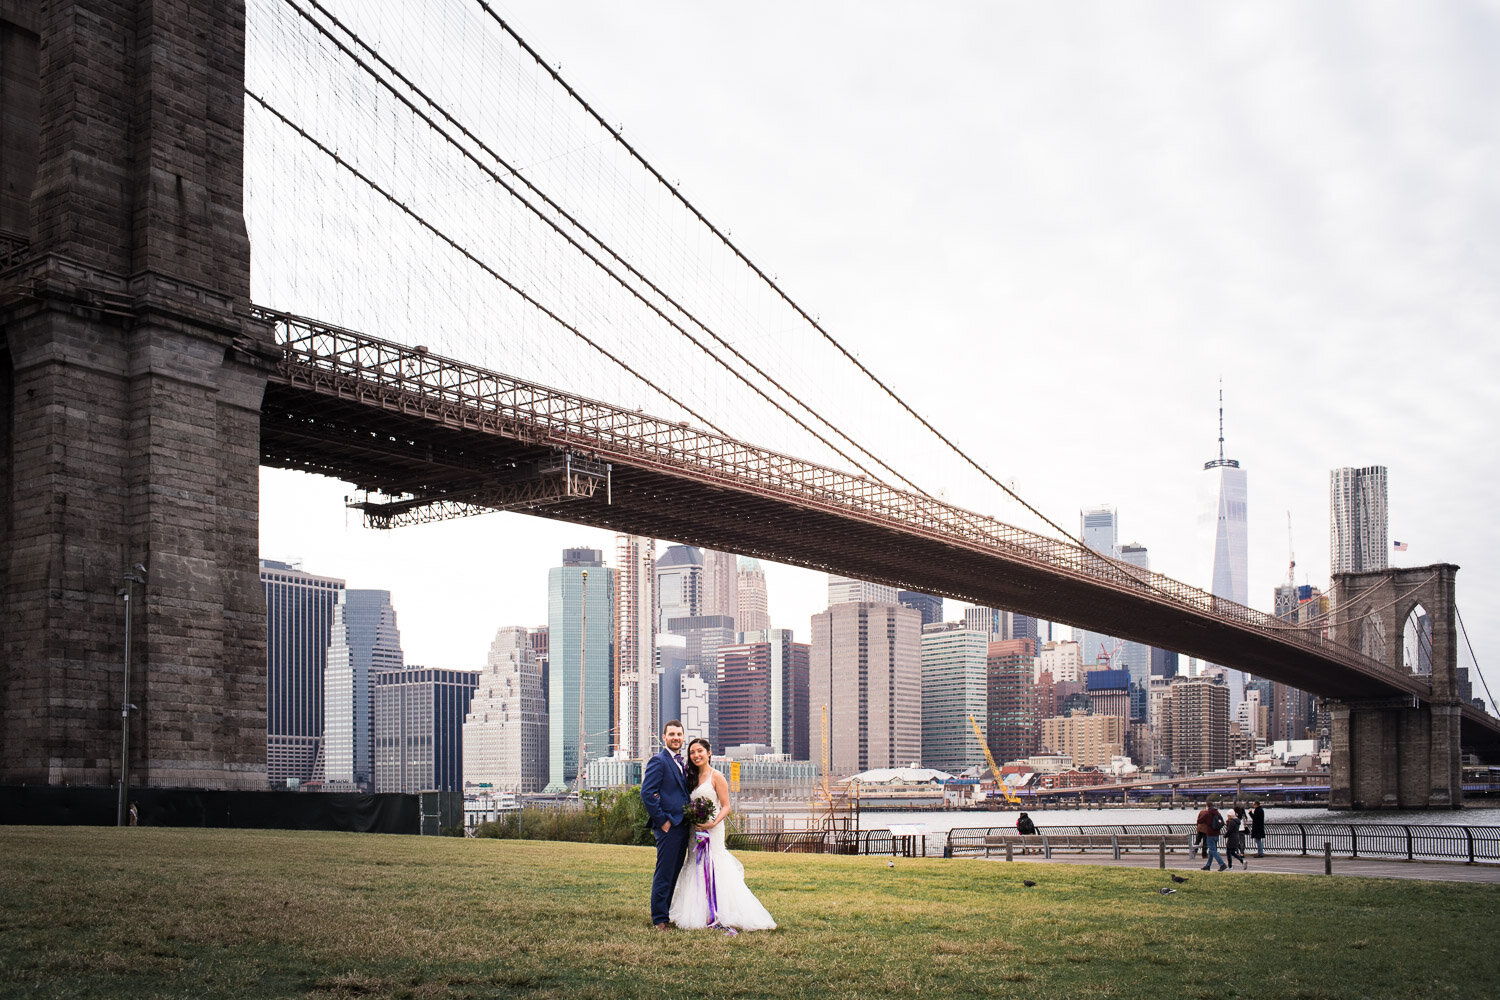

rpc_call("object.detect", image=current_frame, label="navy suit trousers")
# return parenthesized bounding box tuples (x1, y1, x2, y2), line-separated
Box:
(651, 820, 691, 925)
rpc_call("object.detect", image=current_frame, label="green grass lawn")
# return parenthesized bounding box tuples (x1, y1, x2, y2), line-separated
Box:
(1, 826, 1494, 999)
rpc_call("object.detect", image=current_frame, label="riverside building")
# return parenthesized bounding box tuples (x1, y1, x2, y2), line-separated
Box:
(546, 548, 615, 792)
(464, 626, 547, 793)
(716, 629, 811, 759)
(324, 589, 404, 792)
(919, 623, 989, 772)
(811, 601, 921, 777)
(260, 559, 344, 787)
(373, 666, 478, 793)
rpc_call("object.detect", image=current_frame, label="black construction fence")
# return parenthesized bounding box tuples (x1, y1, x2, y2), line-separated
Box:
(0, 785, 464, 835)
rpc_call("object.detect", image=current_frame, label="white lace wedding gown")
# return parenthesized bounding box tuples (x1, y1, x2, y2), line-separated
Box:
(668, 777, 777, 931)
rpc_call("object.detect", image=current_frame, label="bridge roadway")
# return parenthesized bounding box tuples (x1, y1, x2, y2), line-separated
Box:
(253, 308, 1500, 751)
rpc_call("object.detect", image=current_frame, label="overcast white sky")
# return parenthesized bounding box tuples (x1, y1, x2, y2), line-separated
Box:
(255, 1, 1500, 711)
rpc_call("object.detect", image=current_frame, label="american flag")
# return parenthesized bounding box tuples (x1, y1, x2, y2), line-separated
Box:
(1393, 541, 1409, 551)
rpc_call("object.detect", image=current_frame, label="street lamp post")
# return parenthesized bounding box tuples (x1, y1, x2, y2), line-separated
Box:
(118, 564, 146, 826)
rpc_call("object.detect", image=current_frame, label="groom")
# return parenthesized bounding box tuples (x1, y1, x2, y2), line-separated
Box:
(640, 720, 690, 929)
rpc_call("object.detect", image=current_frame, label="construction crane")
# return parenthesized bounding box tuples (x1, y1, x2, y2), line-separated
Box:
(968, 715, 1021, 805)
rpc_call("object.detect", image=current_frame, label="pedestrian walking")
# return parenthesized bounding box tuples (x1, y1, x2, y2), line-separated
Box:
(1250, 801, 1266, 857)
(1224, 812, 1247, 869)
(1196, 803, 1227, 871)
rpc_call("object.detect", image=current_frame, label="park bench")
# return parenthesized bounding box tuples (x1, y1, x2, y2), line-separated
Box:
(981, 833, 1193, 859)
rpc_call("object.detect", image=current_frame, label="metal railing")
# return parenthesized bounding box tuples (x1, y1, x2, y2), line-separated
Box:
(945, 823, 1500, 864)
(256, 306, 1417, 691)
(727, 829, 920, 857)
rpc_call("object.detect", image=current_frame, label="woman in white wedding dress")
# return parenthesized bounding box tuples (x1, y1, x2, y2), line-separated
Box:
(668, 739, 777, 933)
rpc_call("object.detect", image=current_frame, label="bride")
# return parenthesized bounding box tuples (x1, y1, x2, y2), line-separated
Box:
(668, 738, 777, 933)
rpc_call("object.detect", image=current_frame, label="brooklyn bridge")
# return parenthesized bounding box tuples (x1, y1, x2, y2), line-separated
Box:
(2, 1, 1495, 812)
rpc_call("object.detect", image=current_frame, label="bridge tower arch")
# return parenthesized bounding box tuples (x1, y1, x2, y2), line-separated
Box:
(1328, 564, 1462, 809)
(1, 2, 274, 790)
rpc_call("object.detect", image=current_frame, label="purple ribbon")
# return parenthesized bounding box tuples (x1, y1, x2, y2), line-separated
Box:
(694, 831, 718, 927)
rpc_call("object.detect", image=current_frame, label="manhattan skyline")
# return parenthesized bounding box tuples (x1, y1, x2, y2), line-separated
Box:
(256, 2, 1498, 713)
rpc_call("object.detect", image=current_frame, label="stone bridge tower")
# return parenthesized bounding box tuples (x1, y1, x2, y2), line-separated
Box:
(1328, 563, 1462, 809)
(1, 1, 274, 789)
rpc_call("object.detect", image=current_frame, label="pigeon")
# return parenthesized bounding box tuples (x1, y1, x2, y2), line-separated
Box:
(888, 861, 895, 868)
(1170, 874, 1188, 884)
(1022, 880, 1037, 887)
(1158, 887, 1177, 894)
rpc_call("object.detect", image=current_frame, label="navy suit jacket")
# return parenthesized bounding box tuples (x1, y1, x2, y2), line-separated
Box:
(641, 747, 689, 830)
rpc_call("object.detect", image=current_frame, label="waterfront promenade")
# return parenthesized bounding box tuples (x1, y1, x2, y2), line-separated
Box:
(978, 849, 1500, 884)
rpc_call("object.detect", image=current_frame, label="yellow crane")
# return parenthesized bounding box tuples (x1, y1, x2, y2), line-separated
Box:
(968, 714, 1022, 805)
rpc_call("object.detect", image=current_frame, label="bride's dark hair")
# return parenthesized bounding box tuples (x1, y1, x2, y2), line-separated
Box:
(683, 737, 713, 789)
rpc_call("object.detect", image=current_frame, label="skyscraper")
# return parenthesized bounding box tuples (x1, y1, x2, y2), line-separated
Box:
(615, 534, 656, 758)
(373, 666, 478, 793)
(1010, 614, 1044, 645)
(260, 559, 344, 788)
(919, 623, 989, 772)
(701, 548, 739, 628)
(324, 589, 404, 792)
(547, 548, 615, 791)
(464, 625, 548, 793)
(667, 613, 737, 749)
(1200, 395, 1249, 712)
(963, 606, 1010, 640)
(1162, 674, 1231, 775)
(1040, 712, 1125, 768)
(1115, 544, 1152, 685)
(986, 638, 1039, 764)
(736, 558, 770, 635)
(899, 591, 945, 627)
(826, 575, 899, 607)
(1330, 466, 1389, 574)
(1073, 505, 1121, 670)
(1037, 639, 1083, 683)
(716, 629, 810, 758)
(656, 545, 703, 632)
(1270, 582, 1325, 743)
(810, 602, 921, 777)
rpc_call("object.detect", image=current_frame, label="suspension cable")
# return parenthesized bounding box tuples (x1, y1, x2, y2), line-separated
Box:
(282, 0, 929, 495)
(468, 0, 1084, 547)
(245, 87, 731, 442)
(1456, 605, 1496, 712)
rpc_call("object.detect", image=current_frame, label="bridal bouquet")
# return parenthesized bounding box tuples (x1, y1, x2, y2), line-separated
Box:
(683, 798, 716, 828)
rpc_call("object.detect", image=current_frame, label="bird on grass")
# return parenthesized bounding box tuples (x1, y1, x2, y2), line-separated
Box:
(1170, 874, 1188, 884)
(1021, 880, 1037, 887)
(1158, 887, 1177, 895)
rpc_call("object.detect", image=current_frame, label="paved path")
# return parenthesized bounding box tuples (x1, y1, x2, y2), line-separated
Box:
(978, 850, 1500, 884)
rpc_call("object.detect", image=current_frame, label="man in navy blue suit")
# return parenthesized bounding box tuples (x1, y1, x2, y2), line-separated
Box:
(640, 720, 690, 929)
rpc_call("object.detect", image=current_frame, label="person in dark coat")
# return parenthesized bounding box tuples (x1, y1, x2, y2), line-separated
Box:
(1250, 801, 1266, 857)
(1224, 812, 1247, 869)
(1015, 812, 1037, 853)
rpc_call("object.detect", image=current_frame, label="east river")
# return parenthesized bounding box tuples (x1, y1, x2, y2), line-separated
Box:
(853, 804, 1500, 834)
(739, 802, 1500, 835)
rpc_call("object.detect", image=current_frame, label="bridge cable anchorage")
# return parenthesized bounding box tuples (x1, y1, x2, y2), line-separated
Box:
(1456, 605, 1497, 711)
(245, 88, 729, 441)
(468, 0, 1085, 547)
(278, 0, 928, 496)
